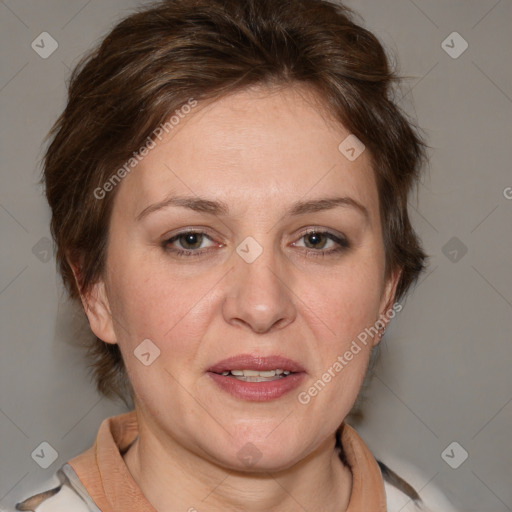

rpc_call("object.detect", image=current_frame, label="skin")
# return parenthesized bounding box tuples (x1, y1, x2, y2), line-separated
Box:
(81, 85, 400, 512)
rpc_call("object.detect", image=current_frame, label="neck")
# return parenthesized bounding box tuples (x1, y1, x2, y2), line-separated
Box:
(123, 417, 352, 512)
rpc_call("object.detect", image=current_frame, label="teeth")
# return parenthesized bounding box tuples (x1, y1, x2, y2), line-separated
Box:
(259, 370, 277, 377)
(242, 370, 261, 377)
(218, 369, 292, 378)
(242, 376, 282, 382)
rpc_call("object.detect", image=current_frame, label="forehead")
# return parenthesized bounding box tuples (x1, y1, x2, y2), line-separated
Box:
(117, 86, 379, 220)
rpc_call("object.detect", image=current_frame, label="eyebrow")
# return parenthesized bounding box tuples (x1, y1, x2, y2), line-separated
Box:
(136, 195, 369, 221)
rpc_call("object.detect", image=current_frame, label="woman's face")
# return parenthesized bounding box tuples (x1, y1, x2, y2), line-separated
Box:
(87, 86, 399, 471)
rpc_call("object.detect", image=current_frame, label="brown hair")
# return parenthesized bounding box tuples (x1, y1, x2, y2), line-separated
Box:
(43, 0, 427, 403)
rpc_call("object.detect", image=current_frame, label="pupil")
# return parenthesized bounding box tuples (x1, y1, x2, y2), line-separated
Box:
(306, 232, 325, 248)
(181, 233, 202, 249)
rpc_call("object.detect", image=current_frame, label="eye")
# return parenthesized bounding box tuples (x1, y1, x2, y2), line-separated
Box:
(162, 230, 218, 256)
(292, 229, 349, 255)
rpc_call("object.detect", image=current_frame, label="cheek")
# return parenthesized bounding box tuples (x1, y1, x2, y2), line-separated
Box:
(291, 255, 385, 414)
(106, 254, 220, 359)
(296, 257, 385, 346)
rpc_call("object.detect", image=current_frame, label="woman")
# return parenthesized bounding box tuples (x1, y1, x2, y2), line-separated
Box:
(12, 0, 458, 510)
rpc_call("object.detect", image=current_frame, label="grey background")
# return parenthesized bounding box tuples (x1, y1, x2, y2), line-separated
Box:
(0, 0, 511, 510)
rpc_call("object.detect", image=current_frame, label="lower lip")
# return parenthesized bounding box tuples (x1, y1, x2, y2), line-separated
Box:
(207, 372, 306, 401)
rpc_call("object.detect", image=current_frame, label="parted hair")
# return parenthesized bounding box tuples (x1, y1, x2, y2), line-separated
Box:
(43, 0, 427, 403)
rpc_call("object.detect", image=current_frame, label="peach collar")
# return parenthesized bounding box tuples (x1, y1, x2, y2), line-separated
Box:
(68, 411, 386, 511)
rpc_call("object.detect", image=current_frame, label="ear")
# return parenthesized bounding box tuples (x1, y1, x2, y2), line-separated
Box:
(69, 259, 117, 345)
(379, 267, 402, 317)
(373, 267, 402, 347)
(82, 280, 117, 344)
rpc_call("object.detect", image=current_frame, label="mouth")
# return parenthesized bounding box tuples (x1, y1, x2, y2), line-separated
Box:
(207, 354, 306, 401)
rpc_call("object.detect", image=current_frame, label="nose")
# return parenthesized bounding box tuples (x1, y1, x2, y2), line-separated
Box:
(222, 243, 297, 334)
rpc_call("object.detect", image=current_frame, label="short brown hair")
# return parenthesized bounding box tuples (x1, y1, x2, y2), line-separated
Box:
(43, 0, 427, 403)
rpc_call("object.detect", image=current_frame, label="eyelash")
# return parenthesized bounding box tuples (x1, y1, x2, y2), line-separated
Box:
(162, 229, 350, 258)
(162, 231, 219, 258)
(294, 229, 350, 258)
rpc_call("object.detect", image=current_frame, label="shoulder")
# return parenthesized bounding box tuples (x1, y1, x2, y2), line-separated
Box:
(12, 486, 90, 512)
(379, 457, 459, 512)
(3, 465, 98, 512)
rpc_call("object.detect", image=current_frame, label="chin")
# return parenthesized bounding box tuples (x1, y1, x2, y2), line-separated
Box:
(207, 435, 307, 474)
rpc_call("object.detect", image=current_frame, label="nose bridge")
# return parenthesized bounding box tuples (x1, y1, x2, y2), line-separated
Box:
(222, 236, 296, 333)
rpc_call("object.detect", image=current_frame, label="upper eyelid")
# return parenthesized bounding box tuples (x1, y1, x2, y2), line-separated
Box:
(297, 227, 346, 237)
(164, 227, 345, 240)
(165, 231, 217, 246)
(167, 230, 214, 240)
(292, 227, 348, 245)
(292, 231, 349, 250)
(163, 228, 217, 242)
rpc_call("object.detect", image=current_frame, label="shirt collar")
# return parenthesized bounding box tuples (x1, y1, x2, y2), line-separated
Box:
(68, 411, 386, 511)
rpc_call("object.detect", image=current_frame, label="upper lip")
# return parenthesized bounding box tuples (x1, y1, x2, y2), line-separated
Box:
(208, 354, 306, 374)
